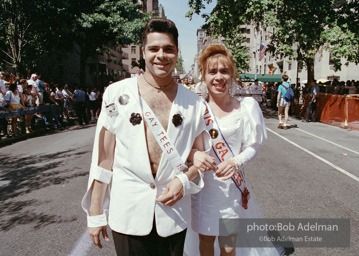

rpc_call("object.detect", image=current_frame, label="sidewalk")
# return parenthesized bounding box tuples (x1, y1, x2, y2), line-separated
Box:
(0, 121, 96, 148)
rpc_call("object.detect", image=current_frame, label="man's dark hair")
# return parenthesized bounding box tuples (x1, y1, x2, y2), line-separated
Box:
(26, 85, 32, 90)
(282, 75, 289, 82)
(142, 18, 178, 48)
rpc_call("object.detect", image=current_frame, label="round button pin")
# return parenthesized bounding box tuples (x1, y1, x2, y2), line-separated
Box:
(119, 94, 130, 105)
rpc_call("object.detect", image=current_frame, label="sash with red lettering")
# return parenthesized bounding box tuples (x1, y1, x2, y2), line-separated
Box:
(203, 101, 250, 209)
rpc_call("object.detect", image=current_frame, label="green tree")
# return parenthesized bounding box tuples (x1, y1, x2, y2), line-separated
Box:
(221, 27, 251, 73)
(186, 0, 359, 84)
(0, 0, 148, 84)
(176, 54, 185, 74)
(73, 0, 148, 85)
(0, 0, 73, 74)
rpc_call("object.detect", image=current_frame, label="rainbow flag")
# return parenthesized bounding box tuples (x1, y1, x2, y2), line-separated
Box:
(269, 66, 277, 74)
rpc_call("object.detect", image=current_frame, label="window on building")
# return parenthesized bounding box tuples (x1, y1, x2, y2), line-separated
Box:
(131, 58, 137, 67)
(131, 46, 136, 54)
(288, 62, 292, 70)
(246, 38, 250, 43)
(246, 29, 250, 34)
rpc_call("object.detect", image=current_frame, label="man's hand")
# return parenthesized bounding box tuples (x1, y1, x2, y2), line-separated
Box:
(156, 177, 184, 206)
(88, 226, 109, 249)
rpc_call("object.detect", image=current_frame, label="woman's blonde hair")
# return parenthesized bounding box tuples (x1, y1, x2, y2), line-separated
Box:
(198, 43, 239, 81)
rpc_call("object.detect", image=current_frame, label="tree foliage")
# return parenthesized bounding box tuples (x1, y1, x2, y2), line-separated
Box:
(0, 0, 73, 74)
(176, 55, 185, 74)
(186, 0, 359, 82)
(0, 0, 148, 82)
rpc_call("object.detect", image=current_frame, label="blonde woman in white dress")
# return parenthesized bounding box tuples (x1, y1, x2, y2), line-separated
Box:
(186, 44, 284, 256)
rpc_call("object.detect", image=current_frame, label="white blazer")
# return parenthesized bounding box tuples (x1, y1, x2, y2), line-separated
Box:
(82, 77, 206, 237)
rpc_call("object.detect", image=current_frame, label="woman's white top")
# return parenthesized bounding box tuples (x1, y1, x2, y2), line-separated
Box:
(192, 97, 267, 236)
(88, 91, 97, 101)
(4, 91, 20, 105)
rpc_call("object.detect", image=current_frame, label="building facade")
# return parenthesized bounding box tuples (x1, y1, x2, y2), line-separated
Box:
(193, 21, 358, 84)
(248, 25, 359, 84)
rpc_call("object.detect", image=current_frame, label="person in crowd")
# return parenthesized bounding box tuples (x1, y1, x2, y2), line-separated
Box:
(4, 83, 26, 136)
(0, 72, 10, 96)
(188, 76, 195, 89)
(355, 81, 359, 92)
(35, 73, 46, 104)
(22, 85, 36, 133)
(55, 84, 65, 120)
(183, 77, 193, 91)
(304, 80, 319, 122)
(73, 85, 88, 125)
(95, 87, 103, 120)
(42, 84, 63, 129)
(82, 18, 207, 256)
(62, 84, 73, 119)
(84, 87, 91, 120)
(87, 86, 98, 121)
(18, 79, 28, 95)
(251, 79, 261, 91)
(194, 81, 205, 97)
(277, 75, 291, 130)
(0, 86, 11, 138)
(347, 80, 357, 94)
(27, 74, 40, 106)
(186, 43, 281, 256)
(261, 83, 268, 106)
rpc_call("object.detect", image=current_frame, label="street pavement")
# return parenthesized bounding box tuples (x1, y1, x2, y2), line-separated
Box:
(0, 109, 358, 256)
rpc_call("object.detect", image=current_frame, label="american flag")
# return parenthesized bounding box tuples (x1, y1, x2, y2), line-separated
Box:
(258, 44, 267, 61)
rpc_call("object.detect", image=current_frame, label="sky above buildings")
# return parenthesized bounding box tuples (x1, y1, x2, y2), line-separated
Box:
(158, 0, 215, 74)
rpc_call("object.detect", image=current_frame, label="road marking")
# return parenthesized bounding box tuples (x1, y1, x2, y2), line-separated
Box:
(68, 229, 92, 256)
(267, 128, 359, 183)
(297, 128, 359, 155)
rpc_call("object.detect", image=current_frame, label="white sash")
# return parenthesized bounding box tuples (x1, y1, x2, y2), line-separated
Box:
(203, 102, 250, 209)
(139, 97, 188, 173)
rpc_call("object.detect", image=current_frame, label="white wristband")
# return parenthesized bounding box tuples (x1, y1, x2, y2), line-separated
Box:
(175, 172, 190, 197)
(91, 164, 113, 184)
(175, 170, 204, 196)
(87, 213, 107, 227)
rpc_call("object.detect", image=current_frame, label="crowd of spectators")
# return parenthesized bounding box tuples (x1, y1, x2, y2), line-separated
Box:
(0, 71, 106, 139)
(237, 78, 359, 110)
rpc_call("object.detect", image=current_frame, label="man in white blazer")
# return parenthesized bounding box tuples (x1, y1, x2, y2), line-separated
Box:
(82, 18, 209, 256)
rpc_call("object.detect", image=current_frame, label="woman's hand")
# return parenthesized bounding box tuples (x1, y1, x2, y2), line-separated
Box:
(215, 159, 236, 180)
(193, 151, 216, 172)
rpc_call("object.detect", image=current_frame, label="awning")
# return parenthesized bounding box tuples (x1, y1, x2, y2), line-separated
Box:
(240, 74, 282, 82)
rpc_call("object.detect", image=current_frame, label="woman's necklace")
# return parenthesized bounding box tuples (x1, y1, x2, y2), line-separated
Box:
(143, 75, 173, 89)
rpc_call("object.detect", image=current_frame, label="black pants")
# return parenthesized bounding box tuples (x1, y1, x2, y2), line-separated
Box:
(74, 102, 88, 125)
(112, 224, 187, 256)
(0, 118, 8, 135)
(305, 100, 317, 122)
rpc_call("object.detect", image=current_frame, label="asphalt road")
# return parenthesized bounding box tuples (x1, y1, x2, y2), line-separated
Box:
(0, 110, 358, 256)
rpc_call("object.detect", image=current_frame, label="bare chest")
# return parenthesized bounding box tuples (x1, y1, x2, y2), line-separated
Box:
(141, 90, 176, 173)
